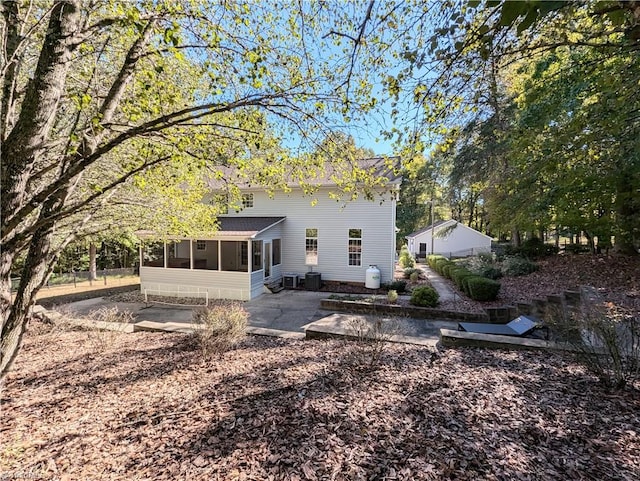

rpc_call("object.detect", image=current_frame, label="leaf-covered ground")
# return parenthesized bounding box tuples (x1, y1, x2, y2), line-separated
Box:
(496, 254, 640, 305)
(2, 322, 639, 480)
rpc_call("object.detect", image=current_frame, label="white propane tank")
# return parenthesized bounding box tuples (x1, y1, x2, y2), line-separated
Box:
(365, 265, 381, 289)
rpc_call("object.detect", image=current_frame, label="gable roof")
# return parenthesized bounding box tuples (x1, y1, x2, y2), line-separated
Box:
(406, 220, 492, 241)
(406, 219, 450, 238)
(207, 156, 402, 190)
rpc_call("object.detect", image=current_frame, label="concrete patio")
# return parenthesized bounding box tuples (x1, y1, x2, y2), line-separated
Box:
(53, 289, 457, 348)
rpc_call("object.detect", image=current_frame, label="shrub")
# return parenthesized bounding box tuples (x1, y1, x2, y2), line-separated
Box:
(403, 267, 420, 279)
(409, 271, 419, 282)
(387, 290, 398, 303)
(501, 255, 538, 276)
(347, 317, 402, 368)
(466, 277, 501, 301)
(440, 263, 452, 278)
(480, 266, 503, 280)
(88, 306, 135, 324)
(548, 289, 640, 390)
(84, 306, 134, 351)
(451, 268, 475, 291)
(477, 251, 495, 263)
(384, 279, 407, 293)
(399, 246, 415, 268)
(434, 258, 450, 275)
(410, 286, 439, 307)
(192, 303, 248, 357)
(520, 237, 559, 258)
(447, 266, 464, 281)
(461, 274, 478, 296)
(427, 255, 447, 269)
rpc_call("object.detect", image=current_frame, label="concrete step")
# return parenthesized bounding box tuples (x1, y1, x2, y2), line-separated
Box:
(264, 280, 284, 293)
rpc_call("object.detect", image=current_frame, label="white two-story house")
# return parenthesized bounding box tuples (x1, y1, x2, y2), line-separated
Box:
(139, 157, 401, 301)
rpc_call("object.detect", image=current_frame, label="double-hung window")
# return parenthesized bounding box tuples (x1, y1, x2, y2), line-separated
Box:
(272, 239, 281, 265)
(348, 229, 362, 266)
(305, 228, 318, 265)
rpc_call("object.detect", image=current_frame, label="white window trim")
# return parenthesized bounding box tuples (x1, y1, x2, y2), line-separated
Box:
(242, 193, 254, 209)
(348, 229, 362, 267)
(305, 228, 318, 266)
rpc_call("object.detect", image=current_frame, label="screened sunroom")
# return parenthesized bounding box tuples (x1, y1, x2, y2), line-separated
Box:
(139, 217, 285, 301)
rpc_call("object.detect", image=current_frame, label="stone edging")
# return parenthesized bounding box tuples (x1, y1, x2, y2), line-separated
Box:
(320, 298, 489, 322)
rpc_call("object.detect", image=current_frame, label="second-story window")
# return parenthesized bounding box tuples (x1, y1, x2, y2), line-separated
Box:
(305, 228, 318, 265)
(242, 193, 254, 208)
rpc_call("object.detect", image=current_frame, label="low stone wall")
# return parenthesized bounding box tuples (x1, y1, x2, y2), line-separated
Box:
(320, 299, 488, 322)
(322, 288, 590, 324)
(484, 289, 584, 323)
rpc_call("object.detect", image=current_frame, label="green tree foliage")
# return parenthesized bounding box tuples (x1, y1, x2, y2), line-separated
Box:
(365, 0, 640, 252)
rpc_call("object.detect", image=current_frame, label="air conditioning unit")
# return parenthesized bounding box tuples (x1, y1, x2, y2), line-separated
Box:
(283, 273, 298, 288)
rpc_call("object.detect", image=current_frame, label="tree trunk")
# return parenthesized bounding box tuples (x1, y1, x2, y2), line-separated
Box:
(584, 231, 596, 255)
(89, 243, 97, 281)
(511, 229, 521, 247)
(0, 2, 82, 380)
(0, 206, 58, 377)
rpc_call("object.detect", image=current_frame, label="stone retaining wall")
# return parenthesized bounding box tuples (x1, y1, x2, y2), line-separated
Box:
(485, 289, 584, 323)
(323, 288, 590, 324)
(320, 299, 488, 322)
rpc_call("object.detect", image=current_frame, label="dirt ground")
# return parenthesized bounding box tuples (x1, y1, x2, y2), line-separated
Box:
(35, 276, 140, 301)
(1, 323, 639, 480)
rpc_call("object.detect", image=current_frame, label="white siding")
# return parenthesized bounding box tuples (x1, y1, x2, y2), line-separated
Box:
(254, 223, 283, 282)
(140, 266, 252, 301)
(250, 270, 264, 298)
(408, 222, 491, 257)
(228, 187, 397, 284)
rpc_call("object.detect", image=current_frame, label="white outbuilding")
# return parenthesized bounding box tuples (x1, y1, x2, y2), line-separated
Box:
(406, 220, 492, 259)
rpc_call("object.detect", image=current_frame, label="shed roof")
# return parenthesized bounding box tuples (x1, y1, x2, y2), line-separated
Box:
(406, 220, 450, 238)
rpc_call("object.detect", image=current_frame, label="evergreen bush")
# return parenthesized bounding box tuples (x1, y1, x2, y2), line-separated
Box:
(434, 258, 450, 275)
(427, 255, 447, 269)
(399, 246, 415, 268)
(466, 277, 501, 301)
(501, 256, 538, 276)
(403, 267, 420, 279)
(384, 280, 407, 293)
(410, 286, 439, 307)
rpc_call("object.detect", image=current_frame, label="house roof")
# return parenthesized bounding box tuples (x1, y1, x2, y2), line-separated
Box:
(216, 216, 285, 237)
(136, 216, 285, 240)
(406, 219, 450, 238)
(207, 156, 402, 190)
(406, 220, 492, 241)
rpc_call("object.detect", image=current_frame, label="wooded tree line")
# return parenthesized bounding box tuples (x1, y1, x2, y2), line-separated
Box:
(393, 1, 640, 253)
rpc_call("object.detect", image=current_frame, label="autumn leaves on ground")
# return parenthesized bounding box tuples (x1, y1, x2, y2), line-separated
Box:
(2, 318, 639, 480)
